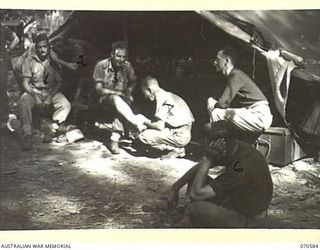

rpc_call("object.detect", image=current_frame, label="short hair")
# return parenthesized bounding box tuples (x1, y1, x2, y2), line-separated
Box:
(111, 40, 128, 52)
(34, 33, 49, 45)
(221, 46, 238, 66)
(140, 76, 158, 89)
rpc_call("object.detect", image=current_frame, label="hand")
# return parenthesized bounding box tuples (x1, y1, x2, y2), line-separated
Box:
(135, 114, 151, 125)
(67, 62, 79, 71)
(206, 138, 226, 160)
(167, 188, 179, 209)
(43, 96, 52, 106)
(34, 95, 43, 106)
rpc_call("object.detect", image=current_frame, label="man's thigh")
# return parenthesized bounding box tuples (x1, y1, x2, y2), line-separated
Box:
(139, 128, 172, 145)
(51, 92, 70, 105)
(187, 201, 245, 228)
(212, 107, 264, 132)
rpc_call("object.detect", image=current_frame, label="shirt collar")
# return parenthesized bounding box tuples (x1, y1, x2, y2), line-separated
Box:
(102, 57, 115, 73)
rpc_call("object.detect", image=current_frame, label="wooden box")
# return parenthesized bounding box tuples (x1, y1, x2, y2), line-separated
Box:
(256, 127, 306, 166)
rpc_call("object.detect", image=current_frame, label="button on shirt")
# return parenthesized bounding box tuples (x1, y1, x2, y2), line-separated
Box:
(93, 57, 136, 92)
(155, 89, 194, 128)
(22, 53, 62, 96)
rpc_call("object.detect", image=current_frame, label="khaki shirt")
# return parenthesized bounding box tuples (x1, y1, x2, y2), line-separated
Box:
(22, 53, 62, 96)
(155, 89, 194, 128)
(93, 57, 136, 92)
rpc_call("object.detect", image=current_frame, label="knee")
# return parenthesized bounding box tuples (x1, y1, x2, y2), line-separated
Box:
(138, 129, 157, 144)
(20, 94, 33, 106)
(108, 95, 122, 106)
(63, 99, 71, 113)
(138, 130, 149, 142)
(207, 97, 217, 110)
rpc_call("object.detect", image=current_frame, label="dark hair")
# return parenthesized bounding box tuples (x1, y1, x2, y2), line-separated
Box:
(140, 75, 157, 88)
(34, 33, 49, 45)
(111, 40, 128, 52)
(221, 46, 238, 66)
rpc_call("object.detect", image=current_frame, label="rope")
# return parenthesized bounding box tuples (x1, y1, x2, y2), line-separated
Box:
(252, 48, 256, 79)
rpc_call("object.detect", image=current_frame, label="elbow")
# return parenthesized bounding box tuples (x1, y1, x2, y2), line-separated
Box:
(188, 188, 203, 201)
(216, 101, 229, 109)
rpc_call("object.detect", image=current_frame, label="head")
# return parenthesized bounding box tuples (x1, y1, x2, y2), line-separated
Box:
(206, 136, 239, 163)
(34, 33, 50, 60)
(111, 41, 128, 69)
(213, 46, 237, 75)
(51, 36, 68, 54)
(140, 76, 160, 102)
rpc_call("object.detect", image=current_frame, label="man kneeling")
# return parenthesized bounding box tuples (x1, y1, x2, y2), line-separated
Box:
(138, 76, 194, 160)
(168, 136, 273, 227)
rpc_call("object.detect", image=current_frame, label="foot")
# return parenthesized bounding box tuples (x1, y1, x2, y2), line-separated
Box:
(42, 133, 54, 143)
(42, 126, 55, 143)
(108, 140, 120, 154)
(22, 135, 33, 151)
(160, 147, 186, 160)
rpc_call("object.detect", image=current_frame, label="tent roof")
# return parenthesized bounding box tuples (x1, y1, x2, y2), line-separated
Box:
(198, 10, 320, 83)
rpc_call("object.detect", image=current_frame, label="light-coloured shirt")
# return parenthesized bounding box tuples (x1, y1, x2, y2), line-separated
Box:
(22, 53, 62, 95)
(93, 57, 136, 92)
(155, 89, 194, 128)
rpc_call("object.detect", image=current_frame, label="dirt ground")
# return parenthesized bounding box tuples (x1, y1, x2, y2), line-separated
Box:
(1, 130, 320, 230)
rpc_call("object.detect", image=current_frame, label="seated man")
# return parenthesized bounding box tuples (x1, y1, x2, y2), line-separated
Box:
(50, 36, 93, 104)
(207, 46, 273, 139)
(167, 136, 273, 227)
(93, 41, 145, 154)
(138, 76, 194, 160)
(20, 33, 71, 151)
(0, 23, 19, 130)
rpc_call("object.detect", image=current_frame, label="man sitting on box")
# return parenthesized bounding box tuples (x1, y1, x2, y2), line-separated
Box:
(20, 33, 71, 151)
(206, 46, 273, 141)
(167, 134, 273, 227)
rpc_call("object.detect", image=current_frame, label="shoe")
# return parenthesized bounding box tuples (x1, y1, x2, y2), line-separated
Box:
(42, 133, 54, 143)
(109, 140, 120, 154)
(160, 147, 186, 160)
(22, 135, 33, 151)
(55, 122, 69, 134)
(42, 126, 55, 143)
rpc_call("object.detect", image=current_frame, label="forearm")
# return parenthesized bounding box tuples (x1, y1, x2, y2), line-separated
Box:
(127, 80, 137, 93)
(9, 35, 19, 50)
(145, 120, 165, 131)
(171, 162, 201, 192)
(191, 156, 212, 191)
(22, 79, 37, 97)
(96, 84, 124, 97)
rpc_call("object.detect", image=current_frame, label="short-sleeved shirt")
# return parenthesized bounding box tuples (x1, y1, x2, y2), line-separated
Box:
(0, 24, 15, 60)
(217, 68, 267, 108)
(22, 53, 62, 95)
(155, 89, 194, 128)
(93, 57, 136, 93)
(208, 140, 273, 217)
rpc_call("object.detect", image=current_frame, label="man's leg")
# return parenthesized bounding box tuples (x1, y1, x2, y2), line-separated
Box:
(20, 93, 36, 136)
(210, 107, 271, 133)
(138, 126, 191, 159)
(19, 93, 36, 150)
(51, 92, 71, 124)
(109, 95, 146, 132)
(0, 61, 9, 127)
(187, 201, 245, 228)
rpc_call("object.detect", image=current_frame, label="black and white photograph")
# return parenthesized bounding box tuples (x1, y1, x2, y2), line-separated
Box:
(0, 8, 320, 230)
